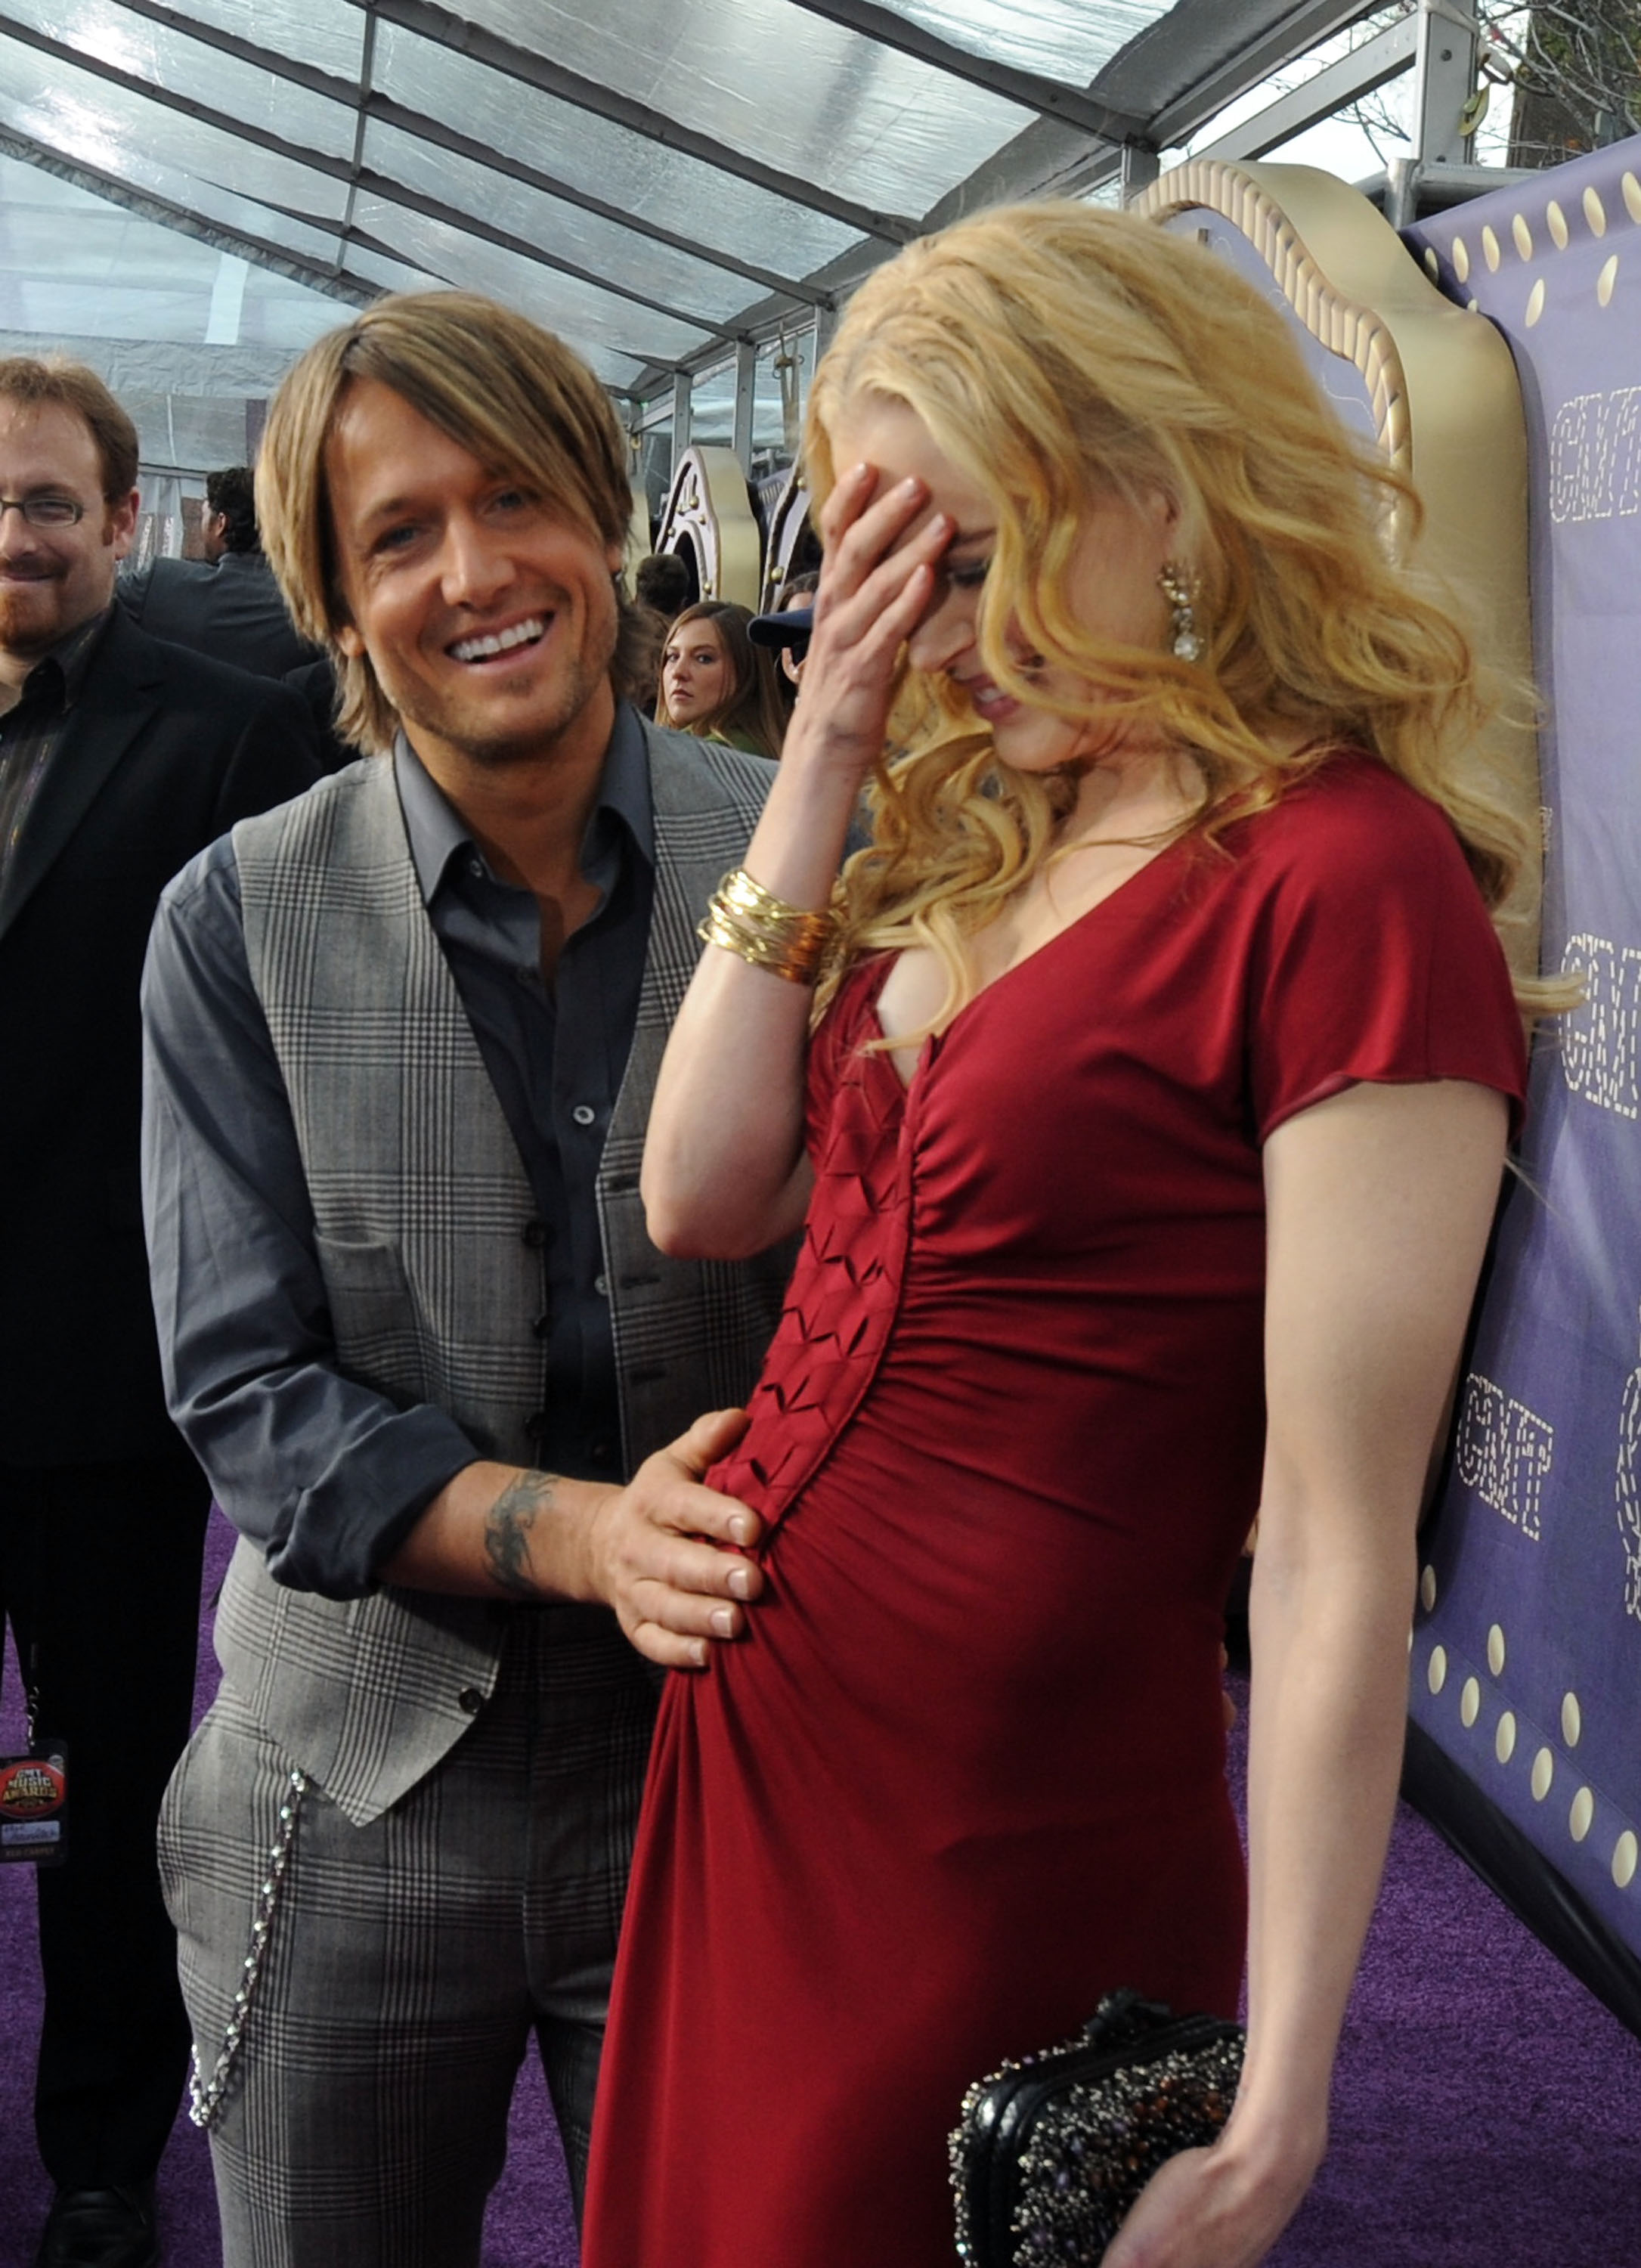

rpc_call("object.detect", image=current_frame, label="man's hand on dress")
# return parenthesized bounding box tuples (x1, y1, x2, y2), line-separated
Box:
(583, 1408, 765, 1668)
(379, 1411, 763, 1664)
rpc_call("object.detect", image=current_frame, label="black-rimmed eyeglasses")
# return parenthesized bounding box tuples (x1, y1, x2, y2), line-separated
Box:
(0, 496, 86, 528)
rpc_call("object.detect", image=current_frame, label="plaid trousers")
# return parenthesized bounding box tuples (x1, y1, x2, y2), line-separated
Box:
(158, 1606, 656, 2268)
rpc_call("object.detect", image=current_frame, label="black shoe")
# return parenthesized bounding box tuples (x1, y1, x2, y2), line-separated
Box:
(33, 2184, 159, 2268)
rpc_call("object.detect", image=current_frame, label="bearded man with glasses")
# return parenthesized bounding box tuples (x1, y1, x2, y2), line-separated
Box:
(0, 358, 318, 2268)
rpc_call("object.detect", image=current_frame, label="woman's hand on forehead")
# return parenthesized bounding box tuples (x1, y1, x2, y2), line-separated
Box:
(772, 462, 952, 788)
(815, 460, 955, 628)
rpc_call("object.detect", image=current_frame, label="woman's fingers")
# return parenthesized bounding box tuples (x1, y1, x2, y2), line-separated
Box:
(816, 465, 945, 613)
(807, 519, 949, 693)
(828, 485, 937, 599)
(813, 459, 890, 559)
(853, 547, 941, 648)
(775, 460, 954, 782)
(832, 512, 949, 628)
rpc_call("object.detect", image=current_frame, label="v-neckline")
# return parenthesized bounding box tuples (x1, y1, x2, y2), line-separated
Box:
(870, 825, 1197, 1095)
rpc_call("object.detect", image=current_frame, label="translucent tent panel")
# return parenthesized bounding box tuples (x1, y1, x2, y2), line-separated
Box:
(4, 280, 210, 339)
(0, 33, 351, 222)
(351, 194, 670, 383)
(0, 122, 353, 274)
(687, 364, 737, 449)
(633, 423, 673, 520)
(363, 116, 770, 327)
(598, 349, 658, 395)
(0, 0, 1371, 418)
(344, 243, 458, 300)
(156, 175, 342, 271)
(751, 327, 813, 475)
(372, 22, 863, 282)
(180, 0, 365, 84)
(0, 110, 345, 274)
(1, 0, 357, 163)
(0, 157, 347, 352)
(133, 392, 261, 472)
(0, 153, 355, 541)
(459, 0, 1033, 212)
(880, 0, 1169, 82)
(125, 158, 345, 268)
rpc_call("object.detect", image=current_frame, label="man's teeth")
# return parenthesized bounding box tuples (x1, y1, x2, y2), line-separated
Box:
(450, 618, 544, 663)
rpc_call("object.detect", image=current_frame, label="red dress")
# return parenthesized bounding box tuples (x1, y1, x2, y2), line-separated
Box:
(581, 758, 1527, 2268)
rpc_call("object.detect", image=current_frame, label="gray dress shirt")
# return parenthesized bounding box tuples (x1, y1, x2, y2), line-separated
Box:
(141, 706, 656, 1595)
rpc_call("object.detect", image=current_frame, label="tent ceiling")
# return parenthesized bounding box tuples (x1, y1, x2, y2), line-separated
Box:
(0, 0, 1382, 400)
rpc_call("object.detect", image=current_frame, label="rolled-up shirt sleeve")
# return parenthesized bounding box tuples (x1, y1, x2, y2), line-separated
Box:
(141, 838, 478, 1597)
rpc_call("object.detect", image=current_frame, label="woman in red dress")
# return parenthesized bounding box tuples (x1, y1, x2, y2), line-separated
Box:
(581, 203, 1532, 2268)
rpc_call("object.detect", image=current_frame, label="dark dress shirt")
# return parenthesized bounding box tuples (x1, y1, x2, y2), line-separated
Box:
(141, 707, 657, 1597)
(0, 608, 112, 892)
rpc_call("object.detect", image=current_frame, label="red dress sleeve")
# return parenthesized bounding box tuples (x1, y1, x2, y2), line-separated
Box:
(1242, 756, 1528, 1141)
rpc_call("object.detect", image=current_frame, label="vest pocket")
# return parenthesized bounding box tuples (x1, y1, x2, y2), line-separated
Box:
(314, 1232, 418, 1377)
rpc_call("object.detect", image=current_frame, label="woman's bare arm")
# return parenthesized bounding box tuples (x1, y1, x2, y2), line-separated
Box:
(1103, 1075, 1508, 2268)
(641, 465, 952, 1259)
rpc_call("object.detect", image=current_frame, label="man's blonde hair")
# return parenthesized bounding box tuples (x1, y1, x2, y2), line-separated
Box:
(257, 292, 632, 754)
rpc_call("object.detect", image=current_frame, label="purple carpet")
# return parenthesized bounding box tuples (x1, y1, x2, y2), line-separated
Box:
(3, 1513, 1639, 2265)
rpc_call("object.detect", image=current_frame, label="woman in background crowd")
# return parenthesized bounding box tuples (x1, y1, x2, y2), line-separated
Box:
(656, 597, 790, 758)
(584, 201, 1532, 2268)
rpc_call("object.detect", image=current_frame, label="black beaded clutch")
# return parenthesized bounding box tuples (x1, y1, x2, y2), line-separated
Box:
(949, 1989, 1245, 2267)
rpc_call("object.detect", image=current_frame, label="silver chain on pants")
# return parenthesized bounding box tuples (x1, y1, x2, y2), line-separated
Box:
(187, 1766, 309, 2130)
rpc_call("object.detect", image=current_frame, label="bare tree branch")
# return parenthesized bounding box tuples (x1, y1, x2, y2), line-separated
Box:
(1328, 3, 1641, 172)
(1493, 2, 1641, 164)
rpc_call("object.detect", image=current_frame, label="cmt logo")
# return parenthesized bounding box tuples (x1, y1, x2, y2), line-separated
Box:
(1454, 1372, 1553, 1541)
(1559, 933, 1641, 1117)
(1549, 388, 1641, 522)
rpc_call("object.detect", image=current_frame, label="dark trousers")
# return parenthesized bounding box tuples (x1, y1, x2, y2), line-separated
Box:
(0, 1447, 210, 2188)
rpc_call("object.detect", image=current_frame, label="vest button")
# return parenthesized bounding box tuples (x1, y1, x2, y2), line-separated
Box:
(571, 1103, 596, 1128)
(531, 1309, 552, 1339)
(521, 1219, 549, 1249)
(457, 1687, 484, 1715)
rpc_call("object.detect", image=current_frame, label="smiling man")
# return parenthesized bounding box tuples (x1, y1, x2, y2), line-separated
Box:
(138, 296, 789, 2267)
(0, 358, 318, 2268)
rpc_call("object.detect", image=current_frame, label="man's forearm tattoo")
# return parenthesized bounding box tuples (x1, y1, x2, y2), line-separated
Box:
(484, 1468, 559, 1599)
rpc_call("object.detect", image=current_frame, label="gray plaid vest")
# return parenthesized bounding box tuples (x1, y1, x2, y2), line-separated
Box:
(215, 722, 787, 1823)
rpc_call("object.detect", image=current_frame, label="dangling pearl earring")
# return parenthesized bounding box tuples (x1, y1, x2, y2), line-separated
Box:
(1156, 563, 1204, 663)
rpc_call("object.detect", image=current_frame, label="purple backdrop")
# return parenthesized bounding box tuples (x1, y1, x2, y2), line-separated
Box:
(1162, 144, 1641, 1975)
(1404, 143, 1641, 1963)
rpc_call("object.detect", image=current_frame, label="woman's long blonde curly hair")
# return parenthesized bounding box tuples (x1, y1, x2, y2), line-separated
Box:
(805, 200, 1540, 1026)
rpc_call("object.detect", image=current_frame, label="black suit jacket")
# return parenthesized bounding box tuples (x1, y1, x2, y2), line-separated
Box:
(119, 551, 319, 680)
(0, 608, 320, 1463)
